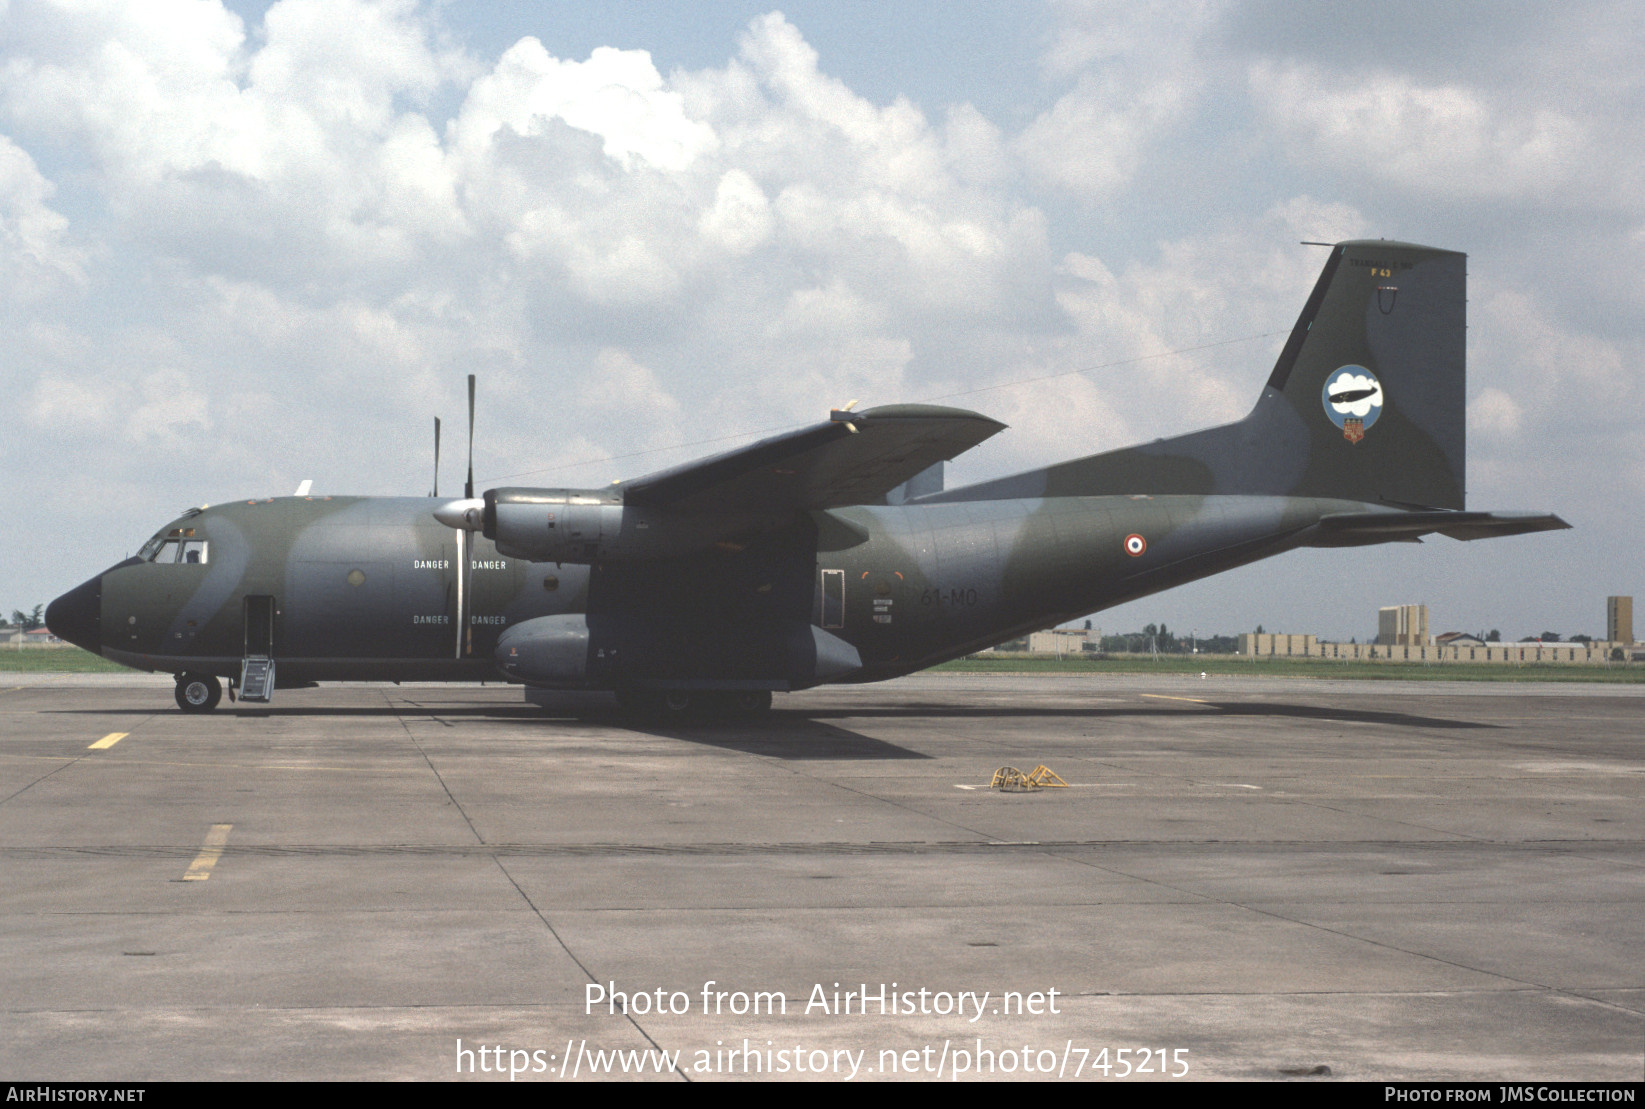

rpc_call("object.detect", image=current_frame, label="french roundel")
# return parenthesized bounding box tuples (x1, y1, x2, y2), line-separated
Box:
(1124, 533, 1147, 557)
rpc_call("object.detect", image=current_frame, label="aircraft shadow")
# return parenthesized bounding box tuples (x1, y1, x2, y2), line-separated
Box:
(517, 693, 930, 759)
(613, 716, 932, 760)
(797, 702, 1500, 730)
(45, 698, 1494, 736)
(47, 705, 553, 720)
(45, 700, 931, 760)
(1199, 702, 1500, 730)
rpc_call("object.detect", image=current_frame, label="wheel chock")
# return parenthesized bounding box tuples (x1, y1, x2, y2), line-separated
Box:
(1026, 765, 1069, 788)
(990, 764, 1070, 791)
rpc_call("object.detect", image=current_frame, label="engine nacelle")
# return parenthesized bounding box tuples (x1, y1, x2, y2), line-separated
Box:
(482, 487, 769, 564)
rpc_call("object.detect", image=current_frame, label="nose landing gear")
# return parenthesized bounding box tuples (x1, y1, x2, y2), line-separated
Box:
(175, 672, 223, 713)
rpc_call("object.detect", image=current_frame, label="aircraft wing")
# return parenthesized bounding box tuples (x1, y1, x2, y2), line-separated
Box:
(620, 404, 1006, 513)
(1307, 509, 1571, 546)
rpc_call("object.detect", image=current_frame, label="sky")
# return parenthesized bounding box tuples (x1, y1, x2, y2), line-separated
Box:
(2, 0, 1640, 642)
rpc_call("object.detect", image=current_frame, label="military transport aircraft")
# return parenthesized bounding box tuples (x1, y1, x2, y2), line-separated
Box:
(47, 240, 1567, 715)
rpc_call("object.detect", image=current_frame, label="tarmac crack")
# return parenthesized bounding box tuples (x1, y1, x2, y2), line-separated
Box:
(492, 857, 691, 1083)
(381, 689, 484, 845)
(0, 713, 159, 808)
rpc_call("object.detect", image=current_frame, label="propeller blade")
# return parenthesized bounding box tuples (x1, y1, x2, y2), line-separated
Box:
(432, 416, 441, 498)
(465, 373, 475, 500)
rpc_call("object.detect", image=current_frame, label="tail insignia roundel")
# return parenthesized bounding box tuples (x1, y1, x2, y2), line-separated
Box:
(1322, 366, 1384, 444)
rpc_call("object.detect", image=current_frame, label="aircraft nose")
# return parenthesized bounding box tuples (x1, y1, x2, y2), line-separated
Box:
(46, 574, 102, 655)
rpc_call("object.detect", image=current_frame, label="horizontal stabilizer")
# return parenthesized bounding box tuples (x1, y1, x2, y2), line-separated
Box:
(621, 404, 1004, 513)
(1435, 512, 1573, 541)
(1307, 509, 1570, 547)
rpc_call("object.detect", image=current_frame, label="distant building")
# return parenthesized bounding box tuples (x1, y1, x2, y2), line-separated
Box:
(1608, 596, 1634, 645)
(1026, 628, 1094, 655)
(1377, 604, 1429, 646)
(1215, 626, 1628, 664)
(1238, 633, 1316, 656)
(13, 628, 67, 648)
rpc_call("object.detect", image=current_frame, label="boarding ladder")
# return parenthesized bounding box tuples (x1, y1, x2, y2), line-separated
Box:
(240, 595, 276, 703)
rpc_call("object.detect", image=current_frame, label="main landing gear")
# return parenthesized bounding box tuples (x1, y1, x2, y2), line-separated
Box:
(174, 672, 223, 713)
(614, 688, 773, 720)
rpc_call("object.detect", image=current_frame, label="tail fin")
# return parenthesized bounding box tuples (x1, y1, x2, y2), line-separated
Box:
(938, 240, 1468, 509)
(1258, 239, 1465, 507)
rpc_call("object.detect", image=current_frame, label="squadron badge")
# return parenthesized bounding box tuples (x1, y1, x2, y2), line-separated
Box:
(1322, 366, 1384, 443)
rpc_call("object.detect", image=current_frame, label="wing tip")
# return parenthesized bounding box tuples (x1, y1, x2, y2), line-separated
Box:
(857, 403, 1007, 430)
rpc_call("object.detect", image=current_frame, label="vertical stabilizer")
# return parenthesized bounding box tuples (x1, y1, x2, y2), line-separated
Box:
(932, 240, 1469, 509)
(1258, 240, 1466, 507)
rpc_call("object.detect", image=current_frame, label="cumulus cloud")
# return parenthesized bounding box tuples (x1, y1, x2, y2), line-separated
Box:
(1471, 286, 1635, 431)
(1016, 71, 1188, 196)
(697, 169, 773, 254)
(0, 132, 81, 292)
(1469, 387, 1523, 439)
(1248, 61, 1601, 203)
(1, 0, 471, 276)
(0, 3, 1068, 504)
(1005, 199, 1368, 451)
(452, 38, 715, 173)
(1016, 0, 1225, 196)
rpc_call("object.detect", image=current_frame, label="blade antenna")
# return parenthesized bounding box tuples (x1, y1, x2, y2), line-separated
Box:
(464, 374, 475, 500)
(431, 417, 441, 498)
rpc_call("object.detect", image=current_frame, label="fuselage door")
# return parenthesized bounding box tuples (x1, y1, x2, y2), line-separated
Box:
(240, 594, 276, 702)
(244, 595, 275, 659)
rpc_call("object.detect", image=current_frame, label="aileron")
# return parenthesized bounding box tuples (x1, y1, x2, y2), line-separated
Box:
(620, 404, 1005, 513)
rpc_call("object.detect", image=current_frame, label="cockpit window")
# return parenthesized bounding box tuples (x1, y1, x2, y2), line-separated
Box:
(140, 526, 207, 564)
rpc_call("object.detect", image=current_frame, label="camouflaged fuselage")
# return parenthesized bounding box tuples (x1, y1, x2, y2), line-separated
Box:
(81, 490, 1372, 687)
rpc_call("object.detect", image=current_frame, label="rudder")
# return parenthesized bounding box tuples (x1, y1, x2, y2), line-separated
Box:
(928, 239, 1468, 509)
(1260, 240, 1465, 508)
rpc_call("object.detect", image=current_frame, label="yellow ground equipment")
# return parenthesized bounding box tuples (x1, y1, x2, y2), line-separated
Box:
(989, 765, 1070, 792)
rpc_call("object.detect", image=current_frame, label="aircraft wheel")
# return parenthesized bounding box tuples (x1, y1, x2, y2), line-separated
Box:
(614, 688, 693, 719)
(728, 690, 772, 717)
(659, 691, 695, 717)
(684, 691, 771, 720)
(175, 672, 222, 713)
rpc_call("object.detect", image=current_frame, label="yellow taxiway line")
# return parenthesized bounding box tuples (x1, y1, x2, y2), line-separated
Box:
(183, 824, 233, 881)
(1140, 693, 1212, 704)
(89, 732, 129, 750)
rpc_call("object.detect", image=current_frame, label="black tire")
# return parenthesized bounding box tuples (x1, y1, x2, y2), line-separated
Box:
(688, 690, 773, 720)
(175, 672, 222, 713)
(614, 688, 697, 720)
(727, 690, 772, 717)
